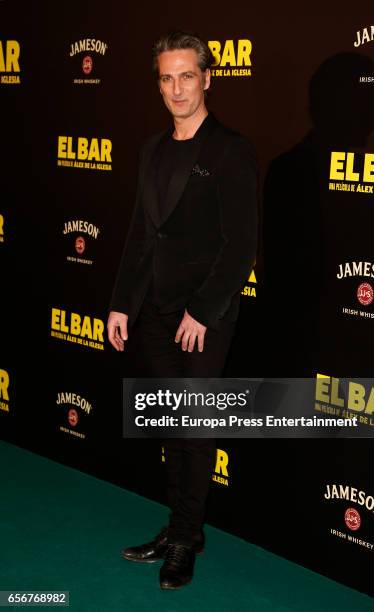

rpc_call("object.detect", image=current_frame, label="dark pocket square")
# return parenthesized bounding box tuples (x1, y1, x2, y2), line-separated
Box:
(191, 163, 211, 177)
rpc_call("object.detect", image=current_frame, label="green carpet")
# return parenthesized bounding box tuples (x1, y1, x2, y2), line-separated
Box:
(0, 440, 372, 611)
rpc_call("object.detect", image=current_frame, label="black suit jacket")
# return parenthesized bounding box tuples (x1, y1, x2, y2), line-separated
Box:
(109, 113, 257, 330)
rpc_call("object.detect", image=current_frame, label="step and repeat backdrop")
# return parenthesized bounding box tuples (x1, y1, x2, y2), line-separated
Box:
(1, 0, 374, 597)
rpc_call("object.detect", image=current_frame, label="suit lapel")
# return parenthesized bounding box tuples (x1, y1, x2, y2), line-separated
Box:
(142, 113, 217, 229)
(141, 130, 170, 228)
(160, 113, 217, 226)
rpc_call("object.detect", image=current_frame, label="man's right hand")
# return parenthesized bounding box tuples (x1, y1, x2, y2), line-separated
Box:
(107, 311, 129, 351)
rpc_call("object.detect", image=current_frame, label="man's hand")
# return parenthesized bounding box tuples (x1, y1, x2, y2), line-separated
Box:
(175, 309, 207, 352)
(107, 311, 129, 351)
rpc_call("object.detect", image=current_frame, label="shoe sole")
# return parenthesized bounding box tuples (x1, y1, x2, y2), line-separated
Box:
(160, 579, 192, 590)
(121, 555, 161, 563)
(121, 548, 204, 563)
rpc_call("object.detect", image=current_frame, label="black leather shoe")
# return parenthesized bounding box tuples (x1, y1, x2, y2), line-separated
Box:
(121, 527, 205, 563)
(121, 526, 169, 563)
(159, 543, 195, 589)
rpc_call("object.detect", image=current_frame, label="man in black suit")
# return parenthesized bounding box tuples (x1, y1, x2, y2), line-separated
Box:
(107, 31, 257, 589)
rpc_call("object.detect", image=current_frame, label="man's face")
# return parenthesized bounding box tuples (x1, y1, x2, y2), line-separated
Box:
(157, 48, 210, 120)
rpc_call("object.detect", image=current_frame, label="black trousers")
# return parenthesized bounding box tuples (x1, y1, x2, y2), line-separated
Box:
(128, 299, 236, 546)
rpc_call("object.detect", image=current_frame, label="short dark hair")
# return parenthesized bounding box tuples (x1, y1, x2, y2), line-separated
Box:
(152, 31, 214, 75)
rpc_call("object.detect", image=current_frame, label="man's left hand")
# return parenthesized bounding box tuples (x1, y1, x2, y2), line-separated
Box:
(175, 309, 207, 352)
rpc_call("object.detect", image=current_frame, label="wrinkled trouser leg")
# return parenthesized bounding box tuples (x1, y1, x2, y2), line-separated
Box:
(130, 300, 235, 545)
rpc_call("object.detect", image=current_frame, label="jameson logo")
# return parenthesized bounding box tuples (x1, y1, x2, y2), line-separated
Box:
(337, 262, 374, 279)
(354, 26, 374, 47)
(57, 391, 92, 440)
(69, 38, 108, 56)
(63, 220, 100, 238)
(56, 392, 93, 414)
(69, 38, 108, 85)
(63, 219, 101, 266)
(335, 262, 374, 318)
(324, 484, 374, 512)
